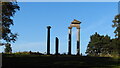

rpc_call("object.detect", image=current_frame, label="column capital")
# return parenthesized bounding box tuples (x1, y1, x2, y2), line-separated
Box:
(68, 27, 72, 29)
(47, 26, 51, 29)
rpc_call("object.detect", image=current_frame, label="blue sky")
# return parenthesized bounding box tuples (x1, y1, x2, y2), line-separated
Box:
(0, 2, 118, 55)
(17, 0, 120, 2)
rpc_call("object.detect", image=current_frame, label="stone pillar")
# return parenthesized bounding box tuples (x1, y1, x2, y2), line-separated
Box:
(68, 27, 72, 55)
(77, 27, 80, 55)
(47, 26, 51, 55)
(55, 37, 59, 55)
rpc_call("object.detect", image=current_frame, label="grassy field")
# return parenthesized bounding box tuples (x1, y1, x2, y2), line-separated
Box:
(2, 54, 120, 68)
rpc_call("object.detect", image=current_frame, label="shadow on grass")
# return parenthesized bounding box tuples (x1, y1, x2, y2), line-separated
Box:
(2, 54, 120, 68)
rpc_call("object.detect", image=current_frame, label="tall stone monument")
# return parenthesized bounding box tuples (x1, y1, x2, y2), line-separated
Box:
(47, 26, 51, 55)
(55, 37, 59, 55)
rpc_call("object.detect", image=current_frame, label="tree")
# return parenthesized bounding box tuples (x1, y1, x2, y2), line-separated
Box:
(1, 2, 20, 44)
(86, 32, 101, 56)
(86, 32, 111, 56)
(112, 14, 120, 56)
(109, 38, 119, 55)
(4, 43, 12, 53)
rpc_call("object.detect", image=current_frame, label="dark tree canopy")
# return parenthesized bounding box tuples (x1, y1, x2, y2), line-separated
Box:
(112, 14, 120, 55)
(86, 32, 112, 56)
(1, 2, 20, 44)
(4, 43, 12, 53)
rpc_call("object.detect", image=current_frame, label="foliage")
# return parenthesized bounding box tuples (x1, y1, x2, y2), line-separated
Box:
(86, 32, 112, 56)
(112, 14, 120, 56)
(4, 43, 12, 53)
(1, 2, 20, 44)
(12, 51, 44, 55)
(112, 14, 120, 39)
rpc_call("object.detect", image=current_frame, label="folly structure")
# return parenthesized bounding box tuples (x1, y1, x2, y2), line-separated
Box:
(68, 19, 81, 55)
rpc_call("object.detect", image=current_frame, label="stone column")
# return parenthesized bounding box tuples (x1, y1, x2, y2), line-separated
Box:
(47, 26, 51, 55)
(55, 37, 59, 55)
(77, 27, 80, 55)
(68, 27, 72, 55)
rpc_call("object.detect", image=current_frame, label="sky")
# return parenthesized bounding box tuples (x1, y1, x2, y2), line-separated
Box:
(1, 0, 120, 2)
(17, 0, 120, 2)
(0, 2, 118, 55)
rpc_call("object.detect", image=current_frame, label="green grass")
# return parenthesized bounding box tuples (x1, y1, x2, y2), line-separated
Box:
(2, 54, 120, 68)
